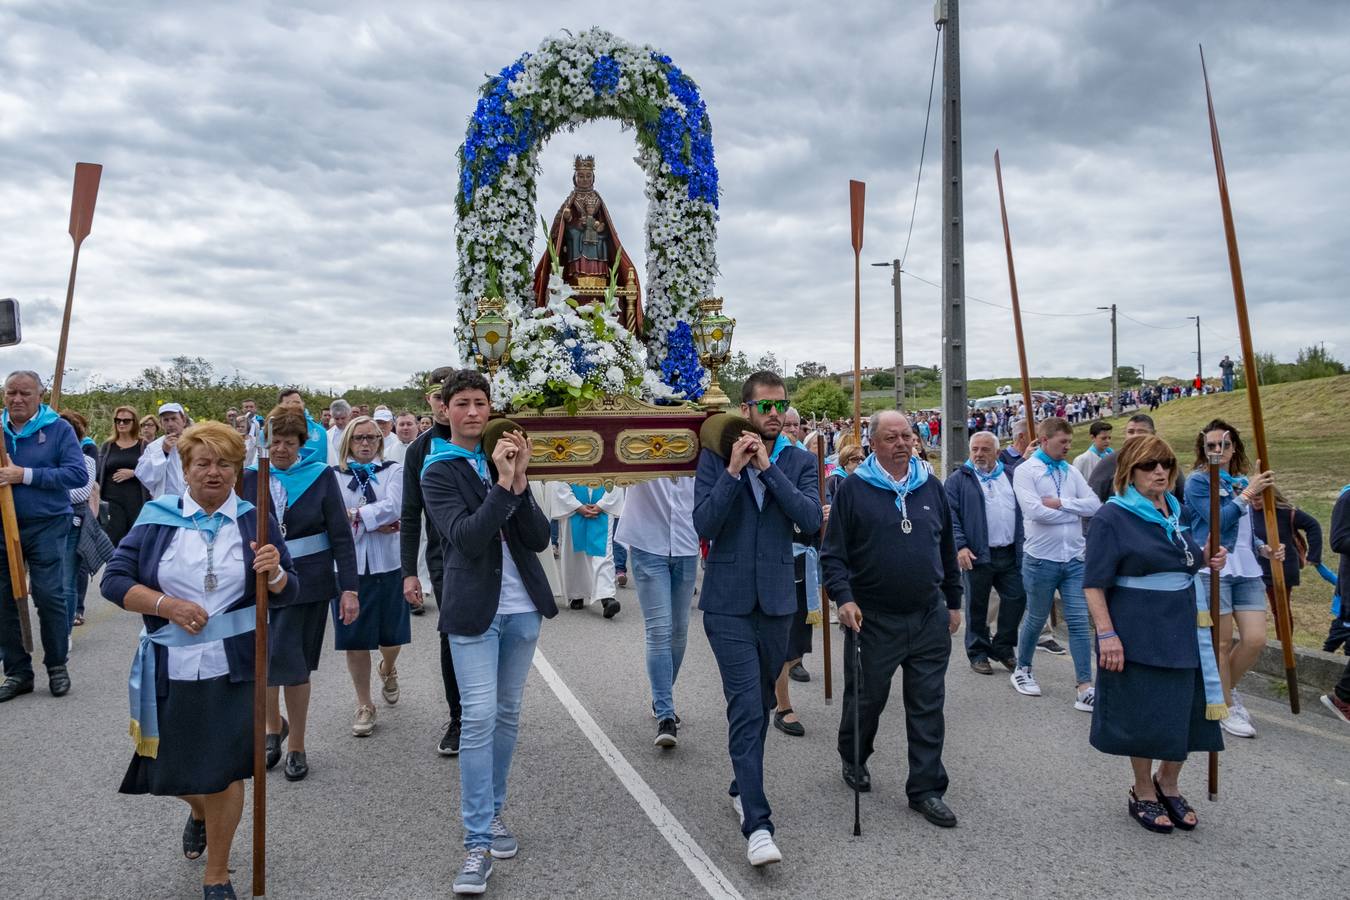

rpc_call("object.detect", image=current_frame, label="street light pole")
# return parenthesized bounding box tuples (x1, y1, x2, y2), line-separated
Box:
(1097, 304, 1118, 415)
(872, 260, 904, 409)
(1188, 315, 1203, 386)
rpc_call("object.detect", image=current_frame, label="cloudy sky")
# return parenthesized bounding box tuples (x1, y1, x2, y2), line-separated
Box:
(2, 0, 1347, 392)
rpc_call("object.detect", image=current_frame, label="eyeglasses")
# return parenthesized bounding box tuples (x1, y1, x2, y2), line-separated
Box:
(750, 399, 789, 415)
(351, 435, 381, 443)
(1204, 440, 1232, 451)
(113, 417, 134, 424)
(1133, 458, 1175, 473)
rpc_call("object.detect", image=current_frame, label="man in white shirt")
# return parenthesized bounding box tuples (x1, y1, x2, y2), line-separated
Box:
(1071, 421, 1113, 481)
(327, 398, 352, 464)
(1010, 417, 1101, 710)
(134, 402, 188, 498)
(385, 411, 418, 465)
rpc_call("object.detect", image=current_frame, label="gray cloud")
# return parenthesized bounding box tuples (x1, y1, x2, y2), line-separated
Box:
(1, 0, 1346, 392)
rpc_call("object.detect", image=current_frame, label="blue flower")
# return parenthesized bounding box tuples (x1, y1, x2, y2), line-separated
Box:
(590, 55, 621, 95)
(645, 53, 719, 207)
(659, 322, 707, 399)
(459, 54, 535, 205)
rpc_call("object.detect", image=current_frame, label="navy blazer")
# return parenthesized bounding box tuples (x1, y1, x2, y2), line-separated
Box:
(693, 445, 822, 617)
(100, 505, 300, 697)
(945, 464, 1024, 566)
(240, 468, 358, 607)
(421, 458, 556, 637)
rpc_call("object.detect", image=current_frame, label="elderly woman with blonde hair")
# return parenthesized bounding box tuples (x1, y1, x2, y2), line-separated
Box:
(102, 421, 298, 900)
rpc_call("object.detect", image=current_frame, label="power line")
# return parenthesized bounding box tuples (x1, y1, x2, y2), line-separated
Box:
(898, 28, 942, 270)
(901, 271, 1108, 318)
(1117, 311, 1191, 331)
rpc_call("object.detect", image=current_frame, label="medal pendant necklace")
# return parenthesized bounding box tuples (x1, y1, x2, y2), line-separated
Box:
(192, 516, 219, 593)
(899, 492, 913, 534)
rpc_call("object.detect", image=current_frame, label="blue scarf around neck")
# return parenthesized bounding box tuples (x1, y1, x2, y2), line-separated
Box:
(1219, 470, 1249, 493)
(1107, 486, 1186, 544)
(964, 458, 1005, 484)
(422, 437, 488, 481)
(852, 453, 929, 517)
(2, 403, 60, 444)
(1089, 445, 1114, 458)
(249, 455, 329, 506)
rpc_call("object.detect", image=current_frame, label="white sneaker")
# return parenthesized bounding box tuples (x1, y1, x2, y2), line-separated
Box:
(1220, 714, 1255, 738)
(1230, 691, 1253, 725)
(1011, 667, 1041, 697)
(746, 829, 781, 867)
(731, 794, 744, 827)
(1074, 687, 1095, 712)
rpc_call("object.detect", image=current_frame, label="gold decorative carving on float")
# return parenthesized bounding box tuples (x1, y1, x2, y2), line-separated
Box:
(528, 432, 603, 465)
(616, 429, 697, 463)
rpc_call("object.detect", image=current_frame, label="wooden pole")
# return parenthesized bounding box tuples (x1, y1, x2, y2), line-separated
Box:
(1200, 47, 1299, 712)
(1206, 453, 1223, 800)
(849, 180, 866, 445)
(816, 439, 832, 703)
(0, 439, 32, 653)
(252, 419, 272, 897)
(49, 162, 102, 408)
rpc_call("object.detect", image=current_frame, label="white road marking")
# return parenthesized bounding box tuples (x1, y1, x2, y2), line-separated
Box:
(532, 649, 745, 900)
(1245, 706, 1350, 747)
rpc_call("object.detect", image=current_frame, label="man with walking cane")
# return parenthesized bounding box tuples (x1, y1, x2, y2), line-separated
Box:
(821, 410, 963, 829)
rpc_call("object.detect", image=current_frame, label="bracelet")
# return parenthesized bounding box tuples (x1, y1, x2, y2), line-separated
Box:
(1097, 630, 1118, 640)
(154, 594, 166, 616)
(268, 568, 285, 586)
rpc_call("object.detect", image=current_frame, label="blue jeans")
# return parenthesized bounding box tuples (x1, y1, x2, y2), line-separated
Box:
(612, 519, 627, 573)
(0, 514, 71, 680)
(1016, 555, 1093, 684)
(448, 611, 542, 851)
(630, 548, 697, 720)
(63, 518, 80, 631)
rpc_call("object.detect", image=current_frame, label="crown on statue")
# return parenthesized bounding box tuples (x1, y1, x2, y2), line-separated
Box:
(574, 155, 596, 174)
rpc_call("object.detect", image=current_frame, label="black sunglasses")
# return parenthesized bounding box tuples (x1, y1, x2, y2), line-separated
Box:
(113, 417, 134, 424)
(1204, 440, 1232, 451)
(750, 399, 789, 415)
(1133, 458, 1175, 473)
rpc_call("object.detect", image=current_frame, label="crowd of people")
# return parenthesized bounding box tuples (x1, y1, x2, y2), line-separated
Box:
(0, 365, 1346, 898)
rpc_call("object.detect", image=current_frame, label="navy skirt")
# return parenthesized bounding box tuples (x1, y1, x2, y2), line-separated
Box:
(120, 674, 252, 797)
(786, 576, 813, 660)
(1090, 662, 1224, 762)
(268, 601, 327, 686)
(333, 570, 410, 651)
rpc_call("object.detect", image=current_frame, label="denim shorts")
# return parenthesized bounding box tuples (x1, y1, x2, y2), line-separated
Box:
(1198, 573, 1268, 615)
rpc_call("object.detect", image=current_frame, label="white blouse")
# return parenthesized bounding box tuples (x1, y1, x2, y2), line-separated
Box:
(335, 460, 403, 575)
(160, 491, 247, 681)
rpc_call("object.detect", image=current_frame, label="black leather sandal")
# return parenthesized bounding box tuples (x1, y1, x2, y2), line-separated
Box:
(1128, 788, 1174, 834)
(202, 881, 236, 899)
(1153, 776, 1197, 831)
(182, 813, 207, 860)
(773, 708, 805, 737)
(265, 717, 289, 770)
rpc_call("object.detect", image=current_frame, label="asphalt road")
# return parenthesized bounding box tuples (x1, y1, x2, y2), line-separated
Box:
(4, 557, 1348, 899)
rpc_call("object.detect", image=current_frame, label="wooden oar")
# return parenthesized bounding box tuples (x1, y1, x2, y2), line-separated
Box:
(1199, 47, 1299, 712)
(252, 418, 272, 897)
(49, 162, 102, 408)
(0, 438, 32, 653)
(849, 180, 865, 444)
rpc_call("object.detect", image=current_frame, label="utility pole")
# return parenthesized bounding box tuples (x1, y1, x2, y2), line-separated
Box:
(936, 0, 966, 475)
(1188, 315, 1203, 386)
(871, 259, 905, 409)
(1097, 304, 1118, 415)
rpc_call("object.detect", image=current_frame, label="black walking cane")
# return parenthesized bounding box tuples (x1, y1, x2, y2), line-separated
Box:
(850, 626, 862, 836)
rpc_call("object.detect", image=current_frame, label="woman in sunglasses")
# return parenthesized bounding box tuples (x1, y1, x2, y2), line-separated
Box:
(1085, 435, 1226, 834)
(99, 405, 149, 547)
(1182, 419, 1283, 739)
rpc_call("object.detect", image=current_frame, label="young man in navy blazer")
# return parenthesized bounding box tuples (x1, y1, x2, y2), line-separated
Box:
(693, 370, 821, 867)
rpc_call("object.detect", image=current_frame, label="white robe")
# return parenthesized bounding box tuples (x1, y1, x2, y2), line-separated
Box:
(547, 482, 625, 604)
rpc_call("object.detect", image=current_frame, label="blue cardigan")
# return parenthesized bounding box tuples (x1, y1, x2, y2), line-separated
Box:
(100, 505, 299, 696)
(4, 415, 87, 520)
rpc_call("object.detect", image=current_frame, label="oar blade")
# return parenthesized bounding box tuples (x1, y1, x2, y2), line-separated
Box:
(68, 162, 103, 246)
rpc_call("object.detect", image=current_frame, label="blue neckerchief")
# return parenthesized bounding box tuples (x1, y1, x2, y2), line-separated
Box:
(81, 436, 96, 449)
(134, 494, 255, 531)
(852, 453, 929, 519)
(2, 404, 60, 445)
(1219, 470, 1249, 492)
(792, 439, 807, 451)
(1107, 486, 1188, 546)
(1034, 448, 1069, 496)
(964, 459, 1005, 485)
(301, 414, 327, 462)
(248, 455, 329, 505)
(422, 437, 488, 481)
(345, 461, 380, 503)
(1089, 445, 1114, 458)
(569, 485, 609, 558)
(128, 606, 256, 758)
(768, 432, 792, 464)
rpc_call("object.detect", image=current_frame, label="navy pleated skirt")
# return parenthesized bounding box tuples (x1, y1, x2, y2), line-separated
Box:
(1090, 662, 1224, 762)
(120, 674, 252, 797)
(268, 601, 327, 686)
(333, 570, 410, 651)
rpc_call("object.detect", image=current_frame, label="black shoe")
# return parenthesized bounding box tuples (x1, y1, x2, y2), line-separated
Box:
(47, 665, 70, 697)
(0, 676, 34, 703)
(650, 703, 681, 725)
(772, 708, 805, 737)
(654, 718, 678, 749)
(182, 813, 207, 860)
(265, 718, 289, 770)
(600, 597, 620, 619)
(997, 656, 1017, 672)
(410, 603, 426, 616)
(788, 663, 810, 683)
(283, 750, 308, 781)
(1037, 638, 1067, 655)
(841, 761, 872, 792)
(909, 796, 957, 828)
(569, 598, 584, 610)
(969, 658, 993, 676)
(203, 882, 237, 899)
(439, 720, 461, 757)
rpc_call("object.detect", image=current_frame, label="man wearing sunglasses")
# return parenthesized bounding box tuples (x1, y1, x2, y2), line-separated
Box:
(693, 370, 822, 868)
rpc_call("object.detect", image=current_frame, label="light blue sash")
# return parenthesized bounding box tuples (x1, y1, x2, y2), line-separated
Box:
(1114, 572, 1195, 591)
(286, 532, 331, 559)
(1191, 579, 1230, 720)
(569, 485, 609, 558)
(793, 544, 822, 620)
(128, 606, 255, 758)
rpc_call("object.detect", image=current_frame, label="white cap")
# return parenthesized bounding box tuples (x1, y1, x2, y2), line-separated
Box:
(158, 402, 185, 416)
(373, 408, 394, 422)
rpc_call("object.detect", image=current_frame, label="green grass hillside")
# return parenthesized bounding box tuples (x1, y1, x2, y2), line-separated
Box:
(1071, 374, 1350, 650)
(861, 376, 1117, 413)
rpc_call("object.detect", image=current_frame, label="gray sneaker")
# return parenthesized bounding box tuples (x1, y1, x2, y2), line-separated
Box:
(489, 816, 518, 859)
(452, 849, 493, 895)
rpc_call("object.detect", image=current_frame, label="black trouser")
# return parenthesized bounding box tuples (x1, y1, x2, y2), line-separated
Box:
(838, 602, 951, 802)
(430, 568, 462, 723)
(1324, 616, 1350, 655)
(962, 545, 1025, 662)
(1336, 658, 1350, 704)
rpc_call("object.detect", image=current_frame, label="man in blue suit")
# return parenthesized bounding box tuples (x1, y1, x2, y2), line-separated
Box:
(694, 370, 821, 868)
